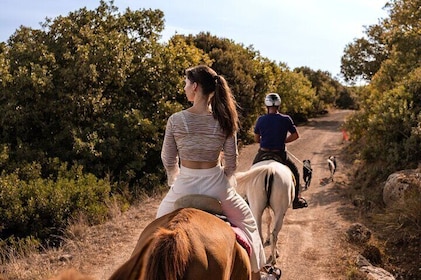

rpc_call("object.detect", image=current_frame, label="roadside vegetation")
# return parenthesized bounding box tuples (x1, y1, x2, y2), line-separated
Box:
(0, 0, 419, 279)
(340, 0, 420, 278)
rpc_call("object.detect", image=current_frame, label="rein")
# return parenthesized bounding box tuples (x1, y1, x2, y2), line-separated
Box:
(287, 150, 312, 172)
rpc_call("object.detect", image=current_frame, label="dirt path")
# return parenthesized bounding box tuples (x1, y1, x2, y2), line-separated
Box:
(235, 109, 356, 279)
(39, 109, 357, 280)
(94, 109, 356, 279)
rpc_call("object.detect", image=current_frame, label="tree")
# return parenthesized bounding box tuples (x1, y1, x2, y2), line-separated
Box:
(371, 0, 421, 89)
(295, 66, 349, 112)
(0, 1, 169, 189)
(344, 0, 421, 171)
(340, 24, 388, 83)
(274, 68, 316, 120)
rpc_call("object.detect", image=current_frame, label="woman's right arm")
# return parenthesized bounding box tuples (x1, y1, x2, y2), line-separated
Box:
(161, 116, 180, 186)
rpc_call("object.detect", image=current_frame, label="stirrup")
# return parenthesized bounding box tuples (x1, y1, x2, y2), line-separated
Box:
(293, 197, 308, 209)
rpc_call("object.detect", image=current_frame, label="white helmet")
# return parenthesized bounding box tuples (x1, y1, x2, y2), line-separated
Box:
(264, 93, 281, 107)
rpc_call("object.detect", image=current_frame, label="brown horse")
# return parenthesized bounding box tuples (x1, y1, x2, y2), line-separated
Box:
(109, 207, 251, 280)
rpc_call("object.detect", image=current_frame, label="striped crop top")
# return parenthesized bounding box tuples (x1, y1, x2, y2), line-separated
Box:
(161, 110, 238, 185)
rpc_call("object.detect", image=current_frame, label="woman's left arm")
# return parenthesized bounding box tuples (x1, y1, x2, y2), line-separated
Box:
(222, 133, 238, 177)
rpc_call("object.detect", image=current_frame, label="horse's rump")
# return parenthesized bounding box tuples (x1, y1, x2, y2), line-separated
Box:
(109, 208, 251, 280)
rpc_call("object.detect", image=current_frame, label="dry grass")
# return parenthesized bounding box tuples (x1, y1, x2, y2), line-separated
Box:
(0, 195, 161, 280)
(340, 153, 421, 279)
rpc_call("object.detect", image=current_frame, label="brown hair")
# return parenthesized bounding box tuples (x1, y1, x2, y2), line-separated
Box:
(185, 65, 239, 137)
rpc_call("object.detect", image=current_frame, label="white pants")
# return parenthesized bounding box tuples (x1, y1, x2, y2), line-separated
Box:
(156, 165, 266, 272)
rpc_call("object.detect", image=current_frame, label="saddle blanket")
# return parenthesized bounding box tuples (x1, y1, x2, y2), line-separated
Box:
(231, 225, 252, 257)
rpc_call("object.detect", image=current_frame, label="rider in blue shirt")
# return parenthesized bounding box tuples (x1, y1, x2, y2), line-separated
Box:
(253, 93, 308, 209)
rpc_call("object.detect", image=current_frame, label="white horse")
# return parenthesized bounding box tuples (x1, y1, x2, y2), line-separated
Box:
(235, 160, 295, 264)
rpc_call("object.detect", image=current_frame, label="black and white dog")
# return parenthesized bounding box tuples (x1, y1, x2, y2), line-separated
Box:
(327, 156, 337, 181)
(302, 159, 313, 189)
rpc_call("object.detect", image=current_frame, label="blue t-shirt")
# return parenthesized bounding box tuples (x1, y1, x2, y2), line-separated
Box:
(254, 113, 297, 150)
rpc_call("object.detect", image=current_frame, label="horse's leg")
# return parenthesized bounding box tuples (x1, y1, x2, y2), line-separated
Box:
(263, 208, 271, 246)
(268, 209, 287, 265)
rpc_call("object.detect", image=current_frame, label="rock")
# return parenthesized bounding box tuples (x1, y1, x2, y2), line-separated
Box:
(352, 195, 364, 207)
(356, 255, 395, 280)
(383, 169, 421, 207)
(363, 244, 382, 265)
(347, 223, 371, 244)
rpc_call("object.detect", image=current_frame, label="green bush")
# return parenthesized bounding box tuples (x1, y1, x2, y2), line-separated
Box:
(0, 161, 112, 246)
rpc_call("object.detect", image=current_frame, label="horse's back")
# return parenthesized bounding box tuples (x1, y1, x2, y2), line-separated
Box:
(252, 159, 287, 171)
(252, 160, 294, 184)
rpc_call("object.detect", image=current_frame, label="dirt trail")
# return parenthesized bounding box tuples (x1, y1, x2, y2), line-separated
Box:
(235, 109, 355, 279)
(48, 109, 357, 280)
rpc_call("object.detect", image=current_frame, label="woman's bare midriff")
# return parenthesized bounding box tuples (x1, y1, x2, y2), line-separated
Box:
(181, 160, 218, 169)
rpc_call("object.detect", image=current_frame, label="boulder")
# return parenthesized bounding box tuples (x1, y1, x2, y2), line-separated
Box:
(356, 255, 395, 280)
(346, 223, 371, 244)
(383, 169, 421, 207)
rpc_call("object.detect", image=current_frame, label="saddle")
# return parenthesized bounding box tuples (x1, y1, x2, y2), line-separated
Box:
(253, 151, 285, 165)
(174, 194, 251, 256)
(175, 194, 223, 215)
(254, 152, 297, 186)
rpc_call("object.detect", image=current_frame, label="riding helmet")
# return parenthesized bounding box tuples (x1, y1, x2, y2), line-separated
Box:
(264, 93, 281, 107)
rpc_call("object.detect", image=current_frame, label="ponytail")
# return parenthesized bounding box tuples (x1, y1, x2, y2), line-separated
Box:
(211, 75, 239, 137)
(186, 65, 239, 138)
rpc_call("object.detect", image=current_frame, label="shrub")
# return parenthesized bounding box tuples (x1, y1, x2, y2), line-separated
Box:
(0, 162, 112, 247)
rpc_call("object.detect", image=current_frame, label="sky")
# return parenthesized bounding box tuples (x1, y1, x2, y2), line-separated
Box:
(0, 0, 389, 78)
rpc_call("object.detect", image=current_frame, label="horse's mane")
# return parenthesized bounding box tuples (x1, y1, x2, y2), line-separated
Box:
(145, 211, 192, 280)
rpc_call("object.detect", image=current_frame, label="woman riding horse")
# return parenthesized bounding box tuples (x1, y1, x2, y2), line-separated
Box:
(157, 65, 266, 279)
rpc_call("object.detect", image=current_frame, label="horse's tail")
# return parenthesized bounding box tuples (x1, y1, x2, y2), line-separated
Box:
(145, 227, 191, 280)
(264, 167, 275, 206)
